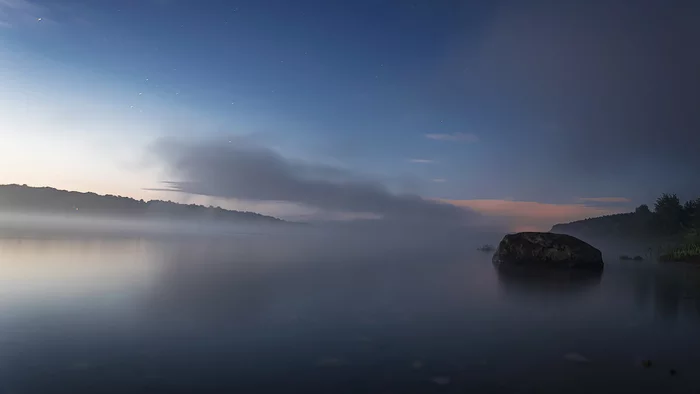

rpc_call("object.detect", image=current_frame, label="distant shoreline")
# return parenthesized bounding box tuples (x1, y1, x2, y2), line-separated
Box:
(0, 184, 288, 225)
(550, 193, 700, 262)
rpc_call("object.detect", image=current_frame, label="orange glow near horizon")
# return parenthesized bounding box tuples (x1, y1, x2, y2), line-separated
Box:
(441, 198, 629, 231)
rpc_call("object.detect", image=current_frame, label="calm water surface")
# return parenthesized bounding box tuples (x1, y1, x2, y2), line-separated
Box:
(1, 232, 700, 393)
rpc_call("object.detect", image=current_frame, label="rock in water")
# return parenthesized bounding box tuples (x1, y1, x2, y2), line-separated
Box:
(492, 232, 604, 271)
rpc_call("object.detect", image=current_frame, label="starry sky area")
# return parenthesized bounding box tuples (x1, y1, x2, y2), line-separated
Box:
(1, 0, 699, 229)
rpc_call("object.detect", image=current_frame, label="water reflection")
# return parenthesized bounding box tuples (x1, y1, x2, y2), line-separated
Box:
(1, 235, 700, 393)
(0, 237, 157, 306)
(143, 239, 486, 335)
(653, 270, 684, 321)
(146, 247, 287, 325)
(494, 265, 603, 297)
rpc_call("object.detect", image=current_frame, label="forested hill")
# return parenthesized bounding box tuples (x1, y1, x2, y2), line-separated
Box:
(551, 211, 648, 238)
(551, 193, 700, 240)
(0, 184, 285, 224)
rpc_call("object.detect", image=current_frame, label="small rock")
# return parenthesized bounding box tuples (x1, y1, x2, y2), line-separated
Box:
(477, 244, 495, 252)
(431, 376, 450, 385)
(669, 369, 677, 376)
(564, 352, 590, 363)
(641, 360, 652, 368)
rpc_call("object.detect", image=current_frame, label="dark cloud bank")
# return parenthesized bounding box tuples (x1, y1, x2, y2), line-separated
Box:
(152, 138, 478, 226)
(443, 1, 700, 201)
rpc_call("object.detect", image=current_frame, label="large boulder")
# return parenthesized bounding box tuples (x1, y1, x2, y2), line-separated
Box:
(492, 232, 604, 271)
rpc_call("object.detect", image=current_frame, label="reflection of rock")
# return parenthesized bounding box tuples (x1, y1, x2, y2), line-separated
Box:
(493, 232, 604, 271)
(495, 264, 602, 295)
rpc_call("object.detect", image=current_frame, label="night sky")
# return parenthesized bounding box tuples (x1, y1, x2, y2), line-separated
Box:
(1, 0, 698, 230)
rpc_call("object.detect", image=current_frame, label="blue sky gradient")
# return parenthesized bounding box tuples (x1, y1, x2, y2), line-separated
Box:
(2, 0, 698, 229)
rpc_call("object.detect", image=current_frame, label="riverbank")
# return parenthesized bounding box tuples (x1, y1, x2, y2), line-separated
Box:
(659, 242, 700, 263)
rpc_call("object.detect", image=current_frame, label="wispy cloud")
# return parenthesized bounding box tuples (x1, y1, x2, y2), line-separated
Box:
(409, 158, 434, 164)
(432, 178, 447, 183)
(424, 132, 479, 142)
(577, 197, 631, 203)
(152, 137, 477, 225)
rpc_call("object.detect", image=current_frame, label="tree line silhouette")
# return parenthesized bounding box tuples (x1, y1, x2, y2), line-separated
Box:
(552, 193, 700, 261)
(552, 193, 700, 238)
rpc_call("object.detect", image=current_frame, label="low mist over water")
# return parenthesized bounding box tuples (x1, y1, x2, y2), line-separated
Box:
(0, 217, 700, 393)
